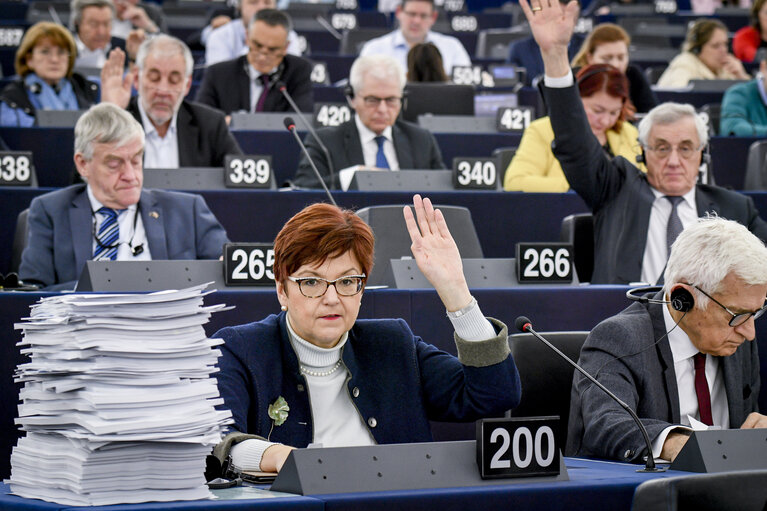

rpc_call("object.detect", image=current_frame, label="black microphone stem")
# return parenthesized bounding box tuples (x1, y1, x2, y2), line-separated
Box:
(285, 121, 337, 206)
(277, 84, 337, 189)
(522, 322, 665, 473)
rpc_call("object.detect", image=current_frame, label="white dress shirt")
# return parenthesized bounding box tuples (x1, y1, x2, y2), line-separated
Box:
(74, 35, 110, 69)
(355, 114, 400, 170)
(205, 19, 302, 67)
(86, 186, 151, 261)
(138, 101, 180, 169)
(359, 29, 471, 75)
(651, 303, 729, 458)
(641, 187, 698, 285)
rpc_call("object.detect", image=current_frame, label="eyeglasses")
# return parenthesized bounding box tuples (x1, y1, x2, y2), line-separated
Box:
(33, 47, 70, 59)
(249, 39, 286, 57)
(694, 285, 767, 327)
(645, 143, 702, 160)
(288, 274, 366, 298)
(362, 96, 402, 108)
(401, 10, 433, 20)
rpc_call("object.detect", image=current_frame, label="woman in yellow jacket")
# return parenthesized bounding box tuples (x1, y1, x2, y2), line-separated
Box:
(504, 64, 643, 192)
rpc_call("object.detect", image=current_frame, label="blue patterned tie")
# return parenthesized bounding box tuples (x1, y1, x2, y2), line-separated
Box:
(93, 207, 120, 261)
(665, 196, 684, 257)
(374, 135, 390, 169)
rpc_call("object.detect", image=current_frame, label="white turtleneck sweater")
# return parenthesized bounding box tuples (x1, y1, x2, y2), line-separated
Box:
(229, 301, 495, 471)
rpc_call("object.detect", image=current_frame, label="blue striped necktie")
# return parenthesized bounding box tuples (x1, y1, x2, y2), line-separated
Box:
(375, 135, 390, 169)
(93, 207, 120, 261)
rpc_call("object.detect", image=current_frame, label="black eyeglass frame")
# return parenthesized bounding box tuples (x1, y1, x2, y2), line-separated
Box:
(694, 285, 767, 327)
(287, 274, 367, 298)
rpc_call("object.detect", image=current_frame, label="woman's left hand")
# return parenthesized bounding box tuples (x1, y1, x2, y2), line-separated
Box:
(403, 194, 472, 311)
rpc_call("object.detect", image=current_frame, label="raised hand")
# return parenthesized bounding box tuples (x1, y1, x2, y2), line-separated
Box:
(403, 194, 472, 312)
(100, 47, 134, 109)
(519, 0, 580, 78)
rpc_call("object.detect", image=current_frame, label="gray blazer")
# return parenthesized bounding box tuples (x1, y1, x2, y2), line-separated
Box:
(291, 118, 445, 189)
(567, 294, 760, 463)
(19, 184, 229, 290)
(542, 81, 767, 284)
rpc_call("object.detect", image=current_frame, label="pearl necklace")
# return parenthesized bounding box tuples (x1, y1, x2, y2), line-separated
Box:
(300, 360, 342, 377)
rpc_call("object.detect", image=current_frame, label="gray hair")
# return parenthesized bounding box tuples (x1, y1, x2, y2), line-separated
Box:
(135, 34, 194, 77)
(663, 215, 767, 309)
(74, 103, 145, 161)
(349, 54, 406, 94)
(637, 102, 709, 148)
(69, 0, 115, 31)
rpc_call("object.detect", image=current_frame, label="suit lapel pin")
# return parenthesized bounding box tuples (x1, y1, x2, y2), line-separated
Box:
(150, 211, 159, 219)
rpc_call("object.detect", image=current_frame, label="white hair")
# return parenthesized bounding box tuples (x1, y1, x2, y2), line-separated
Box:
(637, 102, 709, 148)
(74, 103, 145, 161)
(663, 215, 767, 309)
(349, 54, 406, 94)
(135, 34, 194, 77)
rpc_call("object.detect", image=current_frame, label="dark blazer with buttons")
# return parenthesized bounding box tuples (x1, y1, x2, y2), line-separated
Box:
(567, 294, 760, 463)
(19, 184, 229, 290)
(127, 96, 242, 167)
(195, 54, 314, 115)
(0, 73, 99, 121)
(543, 81, 767, 284)
(291, 118, 446, 189)
(214, 312, 521, 447)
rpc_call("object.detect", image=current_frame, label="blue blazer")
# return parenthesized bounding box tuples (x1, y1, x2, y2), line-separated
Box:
(19, 184, 229, 290)
(567, 295, 760, 463)
(214, 312, 521, 447)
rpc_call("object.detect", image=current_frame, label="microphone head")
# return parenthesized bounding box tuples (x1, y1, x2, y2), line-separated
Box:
(514, 316, 532, 332)
(283, 117, 296, 131)
(274, 80, 287, 91)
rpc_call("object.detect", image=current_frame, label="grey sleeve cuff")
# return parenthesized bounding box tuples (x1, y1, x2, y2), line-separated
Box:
(211, 430, 266, 468)
(454, 317, 510, 367)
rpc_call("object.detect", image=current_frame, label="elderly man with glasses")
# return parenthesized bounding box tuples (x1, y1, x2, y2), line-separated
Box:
(518, 0, 767, 285)
(290, 54, 445, 190)
(567, 215, 767, 463)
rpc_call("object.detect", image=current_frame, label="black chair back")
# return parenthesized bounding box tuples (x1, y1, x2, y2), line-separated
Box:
(560, 213, 593, 283)
(11, 208, 29, 273)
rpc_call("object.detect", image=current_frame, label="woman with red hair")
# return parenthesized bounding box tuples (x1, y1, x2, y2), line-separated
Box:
(504, 63, 642, 192)
(213, 195, 521, 473)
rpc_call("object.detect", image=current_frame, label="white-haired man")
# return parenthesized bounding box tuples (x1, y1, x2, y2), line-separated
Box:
(520, 0, 767, 285)
(101, 35, 242, 169)
(568, 216, 767, 463)
(19, 103, 229, 291)
(291, 54, 445, 189)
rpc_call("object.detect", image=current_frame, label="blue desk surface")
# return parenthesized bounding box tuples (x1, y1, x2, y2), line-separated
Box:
(0, 457, 690, 511)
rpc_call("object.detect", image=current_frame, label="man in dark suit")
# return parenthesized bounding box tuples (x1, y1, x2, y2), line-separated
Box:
(195, 9, 313, 115)
(521, 0, 767, 285)
(19, 103, 229, 291)
(101, 36, 242, 168)
(291, 54, 445, 189)
(520, 0, 767, 464)
(70, 0, 126, 70)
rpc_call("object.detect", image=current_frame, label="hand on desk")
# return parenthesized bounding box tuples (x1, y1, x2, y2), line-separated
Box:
(261, 443, 295, 473)
(403, 194, 472, 312)
(661, 412, 767, 461)
(741, 412, 767, 429)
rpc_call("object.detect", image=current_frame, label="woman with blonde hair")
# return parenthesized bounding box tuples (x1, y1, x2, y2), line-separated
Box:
(572, 23, 657, 112)
(0, 22, 99, 126)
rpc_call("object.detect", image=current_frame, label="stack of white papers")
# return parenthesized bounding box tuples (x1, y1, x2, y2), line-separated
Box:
(6, 284, 233, 506)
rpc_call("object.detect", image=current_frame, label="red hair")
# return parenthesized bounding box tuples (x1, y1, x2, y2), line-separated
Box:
(576, 63, 635, 130)
(273, 203, 375, 284)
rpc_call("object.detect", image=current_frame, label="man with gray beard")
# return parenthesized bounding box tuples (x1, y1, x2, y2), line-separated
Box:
(101, 35, 241, 168)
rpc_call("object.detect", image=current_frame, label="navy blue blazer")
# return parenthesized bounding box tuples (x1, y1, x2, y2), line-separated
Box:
(214, 312, 521, 447)
(543, 81, 767, 284)
(567, 295, 760, 463)
(19, 184, 229, 290)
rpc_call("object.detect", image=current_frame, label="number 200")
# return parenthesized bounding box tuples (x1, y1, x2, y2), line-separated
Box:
(489, 426, 555, 469)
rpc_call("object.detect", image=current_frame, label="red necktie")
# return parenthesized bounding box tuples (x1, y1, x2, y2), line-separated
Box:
(693, 353, 713, 426)
(255, 74, 270, 112)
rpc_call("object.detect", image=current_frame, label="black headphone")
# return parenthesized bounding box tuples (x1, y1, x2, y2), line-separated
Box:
(575, 63, 612, 85)
(635, 142, 711, 171)
(625, 285, 695, 313)
(344, 83, 354, 99)
(685, 19, 725, 55)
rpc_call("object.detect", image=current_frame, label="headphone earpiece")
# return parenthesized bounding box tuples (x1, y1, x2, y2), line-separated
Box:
(636, 148, 646, 164)
(344, 84, 354, 99)
(670, 287, 694, 313)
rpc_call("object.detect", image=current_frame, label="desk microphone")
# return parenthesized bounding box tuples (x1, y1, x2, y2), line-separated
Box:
(275, 81, 336, 189)
(514, 316, 665, 473)
(284, 116, 337, 206)
(314, 15, 342, 40)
